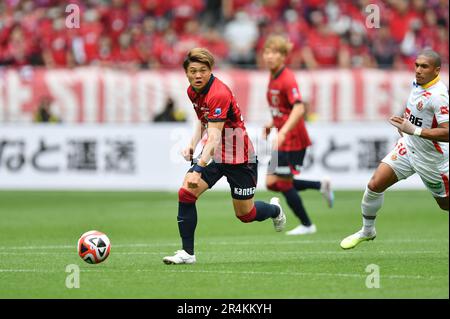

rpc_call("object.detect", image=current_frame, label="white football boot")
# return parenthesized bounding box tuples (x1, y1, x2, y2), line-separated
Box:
(340, 229, 376, 250)
(285, 224, 317, 235)
(163, 250, 196, 264)
(270, 197, 286, 232)
(320, 177, 334, 208)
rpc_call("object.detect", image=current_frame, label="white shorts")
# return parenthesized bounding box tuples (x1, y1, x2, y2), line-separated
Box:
(382, 138, 449, 198)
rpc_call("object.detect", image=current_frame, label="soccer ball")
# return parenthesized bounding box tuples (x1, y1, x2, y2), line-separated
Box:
(77, 230, 111, 264)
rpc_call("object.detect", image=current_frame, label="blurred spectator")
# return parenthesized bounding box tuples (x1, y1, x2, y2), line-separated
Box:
(224, 10, 258, 66)
(201, 28, 229, 65)
(153, 97, 186, 122)
(41, 16, 74, 67)
(113, 31, 141, 70)
(0, 0, 448, 70)
(33, 96, 60, 123)
(170, 0, 204, 34)
(301, 10, 346, 68)
(388, 0, 420, 43)
(370, 25, 399, 69)
(400, 18, 423, 67)
(75, 9, 103, 65)
(340, 29, 373, 68)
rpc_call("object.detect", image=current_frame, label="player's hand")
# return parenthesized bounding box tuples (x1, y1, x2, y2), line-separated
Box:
(186, 172, 201, 189)
(262, 123, 273, 140)
(389, 116, 416, 135)
(181, 147, 194, 161)
(273, 131, 286, 150)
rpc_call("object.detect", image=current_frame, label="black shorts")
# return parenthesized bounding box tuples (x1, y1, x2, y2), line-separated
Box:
(267, 150, 306, 177)
(188, 161, 258, 200)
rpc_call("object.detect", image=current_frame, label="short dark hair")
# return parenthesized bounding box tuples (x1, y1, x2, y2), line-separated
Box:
(183, 48, 215, 70)
(418, 49, 441, 68)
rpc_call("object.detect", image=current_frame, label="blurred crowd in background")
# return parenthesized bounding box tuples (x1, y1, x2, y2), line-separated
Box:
(0, 0, 448, 70)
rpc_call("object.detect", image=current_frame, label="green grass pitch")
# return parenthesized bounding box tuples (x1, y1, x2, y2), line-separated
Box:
(0, 190, 448, 299)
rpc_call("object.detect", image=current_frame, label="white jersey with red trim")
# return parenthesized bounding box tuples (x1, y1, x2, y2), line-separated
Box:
(403, 77, 449, 162)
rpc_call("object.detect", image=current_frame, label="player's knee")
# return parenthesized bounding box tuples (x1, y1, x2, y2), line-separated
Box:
(178, 188, 197, 204)
(367, 180, 383, 193)
(276, 180, 293, 192)
(236, 206, 256, 223)
(267, 180, 293, 192)
(267, 182, 279, 192)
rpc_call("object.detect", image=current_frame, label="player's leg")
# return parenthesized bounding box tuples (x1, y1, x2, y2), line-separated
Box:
(163, 164, 222, 264)
(226, 163, 286, 231)
(363, 163, 399, 229)
(266, 151, 316, 235)
(341, 140, 415, 249)
(267, 174, 316, 235)
(289, 150, 334, 208)
(340, 163, 399, 250)
(232, 197, 285, 230)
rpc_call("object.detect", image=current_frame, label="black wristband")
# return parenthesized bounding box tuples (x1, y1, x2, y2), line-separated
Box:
(192, 164, 204, 174)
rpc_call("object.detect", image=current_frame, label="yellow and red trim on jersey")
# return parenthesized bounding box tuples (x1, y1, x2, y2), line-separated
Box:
(421, 75, 440, 89)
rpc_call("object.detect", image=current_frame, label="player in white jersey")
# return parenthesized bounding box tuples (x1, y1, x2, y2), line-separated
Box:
(341, 49, 449, 250)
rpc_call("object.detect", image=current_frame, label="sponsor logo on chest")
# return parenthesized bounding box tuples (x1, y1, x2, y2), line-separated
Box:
(416, 100, 423, 111)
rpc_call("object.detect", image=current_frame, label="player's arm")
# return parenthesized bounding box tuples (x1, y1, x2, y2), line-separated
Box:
(389, 116, 449, 142)
(262, 120, 274, 139)
(186, 121, 224, 189)
(419, 122, 449, 142)
(197, 121, 225, 167)
(182, 119, 205, 161)
(276, 102, 305, 147)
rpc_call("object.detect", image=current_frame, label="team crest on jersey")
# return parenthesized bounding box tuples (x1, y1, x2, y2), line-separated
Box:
(416, 100, 424, 111)
(214, 108, 222, 116)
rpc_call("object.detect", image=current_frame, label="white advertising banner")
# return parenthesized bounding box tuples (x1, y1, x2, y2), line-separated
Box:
(0, 123, 425, 190)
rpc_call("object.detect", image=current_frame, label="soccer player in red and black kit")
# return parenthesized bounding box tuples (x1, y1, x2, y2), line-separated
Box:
(262, 35, 334, 236)
(163, 48, 286, 264)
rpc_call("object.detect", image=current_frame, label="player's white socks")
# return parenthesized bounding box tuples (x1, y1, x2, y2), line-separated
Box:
(361, 186, 384, 235)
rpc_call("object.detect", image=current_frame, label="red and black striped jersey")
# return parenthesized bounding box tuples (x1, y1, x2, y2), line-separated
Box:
(187, 75, 255, 164)
(266, 66, 312, 151)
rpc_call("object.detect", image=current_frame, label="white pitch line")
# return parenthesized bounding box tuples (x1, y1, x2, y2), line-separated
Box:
(0, 269, 442, 280)
(0, 268, 446, 281)
(0, 269, 55, 273)
(0, 238, 447, 251)
(158, 269, 446, 280)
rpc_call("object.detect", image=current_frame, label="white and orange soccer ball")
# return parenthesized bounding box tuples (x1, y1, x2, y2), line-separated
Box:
(77, 230, 111, 264)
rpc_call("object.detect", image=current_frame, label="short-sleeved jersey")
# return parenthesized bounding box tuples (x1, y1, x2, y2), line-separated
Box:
(403, 76, 449, 162)
(187, 74, 255, 164)
(266, 66, 312, 151)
